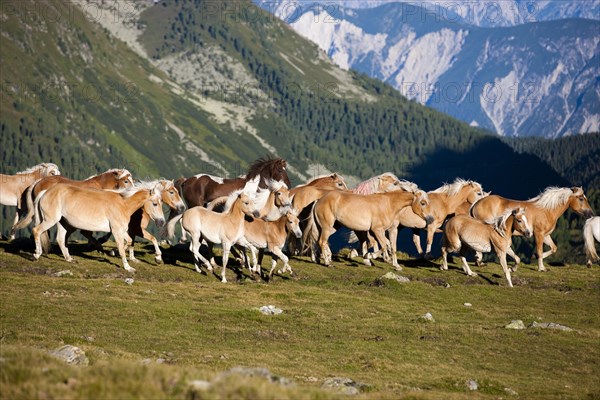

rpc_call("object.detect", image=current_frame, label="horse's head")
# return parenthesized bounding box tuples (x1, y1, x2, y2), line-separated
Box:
(465, 182, 485, 204)
(144, 187, 165, 227)
(378, 174, 404, 192)
(569, 187, 594, 219)
(43, 163, 61, 177)
(411, 190, 435, 226)
(239, 192, 261, 218)
(112, 169, 134, 189)
(285, 210, 302, 239)
(160, 180, 186, 213)
(329, 173, 348, 190)
(511, 207, 532, 238)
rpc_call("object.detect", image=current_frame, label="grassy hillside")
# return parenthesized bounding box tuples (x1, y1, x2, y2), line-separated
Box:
(0, 239, 599, 399)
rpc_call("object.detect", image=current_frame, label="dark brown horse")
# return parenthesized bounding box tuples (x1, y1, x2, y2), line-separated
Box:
(177, 157, 291, 208)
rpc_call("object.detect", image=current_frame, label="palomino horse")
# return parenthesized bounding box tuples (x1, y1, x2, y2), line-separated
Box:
(12, 168, 134, 233)
(583, 216, 599, 267)
(470, 187, 594, 271)
(177, 157, 291, 208)
(395, 179, 485, 258)
(166, 180, 260, 282)
(90, 180, 185, 264)
(0, 163, 60, 239)
(305, 189, 433, 267)
(441, 208, 533, 287)
(32, 184, 164, 273)
(238, 210, 303, 280)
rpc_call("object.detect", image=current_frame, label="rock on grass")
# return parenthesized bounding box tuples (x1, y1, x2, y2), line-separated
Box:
(505, 320, 526, 330)
(49, 345, 89, 366)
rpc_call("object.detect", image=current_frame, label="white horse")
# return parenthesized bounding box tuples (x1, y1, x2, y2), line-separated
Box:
(584, 216, 599, 267)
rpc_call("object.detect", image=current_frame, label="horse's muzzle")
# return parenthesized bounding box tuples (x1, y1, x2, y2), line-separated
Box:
(425, 215, 434, 225)
(294, 228, 302, 239)
(155, 218, 166, 228)
(177, 204, 186, 214)
(252, 210, 261, 218)
(525, 230, 533, 238)
(583, 210, 594, 219)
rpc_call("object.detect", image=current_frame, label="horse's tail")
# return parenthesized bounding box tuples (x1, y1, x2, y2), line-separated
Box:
(162, 213, 183, 241)
(33, 189, 51, 255)
(302, 201, 320, 256)
(206, 196, 228, 211)
(584, 218, 599, 264)
(12, 180, 40, 231)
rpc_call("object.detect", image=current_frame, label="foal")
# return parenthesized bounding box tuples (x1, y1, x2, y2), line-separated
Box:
(441, 208, 533, 287)
(238, 210, 303, 280)
(584, 216, 599, 267)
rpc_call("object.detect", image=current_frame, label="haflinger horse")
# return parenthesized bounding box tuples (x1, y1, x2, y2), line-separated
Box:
(441, 208, 533, 288)
(166, 179, 260, 283)
(470, 186, 594, 271)
(305, 189, 434, 267)
(12, 168, 134, 234)
(0, 163, 60, 239)
(393, 179, 485, 259)
(32, 184, 165, 273)
(584, 216, 599, 267)
(90, 180, 185, 264)
(237, 210, 303, 280)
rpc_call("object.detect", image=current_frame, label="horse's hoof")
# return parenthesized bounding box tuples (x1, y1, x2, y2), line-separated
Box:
(155, 257, 163, 264)
(394, 266, 403, 271)
(469, 272, 478, 277)
(363, 260, 372, 266)
(131, 258, 140, 264)
(125, 267, 136, 273)
(423, 253, 433, 261)
(538, 267, 547, 272)
(109, 250, 116, 257)
(221, 278, 227, 283)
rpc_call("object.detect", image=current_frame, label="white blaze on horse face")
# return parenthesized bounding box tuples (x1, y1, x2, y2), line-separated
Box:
(521, 215, 533, 237)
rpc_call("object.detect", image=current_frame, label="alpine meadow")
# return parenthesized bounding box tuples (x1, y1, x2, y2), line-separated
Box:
(0, 1, 599, 399)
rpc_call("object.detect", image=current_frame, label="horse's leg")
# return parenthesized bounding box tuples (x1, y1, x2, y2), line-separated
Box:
(189, 232, 207, 273)
(388, 227, 401, 270)
(221, 242, 231, 283)
(141, 228, 162, 264)
(32, 215, 59, 260)
(498, 250, 513, 288)
(55, 222, 73, 263)
(318, 226, 334, 266)
(113, 229, 135, 273)
(179, 219, 188, 244)
(506, 243, 520, 272)
(272, 246, 292, 276)
(128, 235, 140, 263)
(474, 251, 485, 267)
(8, 211, 18, 240)
(533, 231, 547, 272)
(440, 233, 450, 271)
(459, 247, 477, 277)
(371, 229, 390, 266)
(411, 228, 424, 257)
(424, 224, 437, 260)
(355, 231, 372, 266)
(542, 235, 557, 259)
(80, 230, 104, 252)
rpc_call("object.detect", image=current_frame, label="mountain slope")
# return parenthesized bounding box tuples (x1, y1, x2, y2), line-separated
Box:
(0, 0, 572, 195)
(267, 1, 600, 137)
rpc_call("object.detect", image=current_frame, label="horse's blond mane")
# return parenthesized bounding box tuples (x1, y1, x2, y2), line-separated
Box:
(431, 178, 481, 197)
(265, 178, 288, 191)
(415, 189, 429, 203)
(87, 168, 132, 180)
(528, 187, 574, 209)
(222, 189, 245, 213)
(16, 163, 58, 175)
(353, 172, 399, 195)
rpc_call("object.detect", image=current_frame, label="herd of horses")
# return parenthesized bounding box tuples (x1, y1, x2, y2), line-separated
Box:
(0, 159, 597, 286)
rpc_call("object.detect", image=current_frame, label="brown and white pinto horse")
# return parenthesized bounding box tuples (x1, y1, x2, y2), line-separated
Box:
(13, 168, 134, 233)
(305, 189, 434, 267)
(177, 157, 291, 208)
(0, 163, 60, 239)
(470, 187, 594, 271)
(441, 208, 533, 287)
(32, 184, 164, 273)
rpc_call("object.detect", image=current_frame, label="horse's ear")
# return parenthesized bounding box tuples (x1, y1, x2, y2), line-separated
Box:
(331, 173, 338, 178)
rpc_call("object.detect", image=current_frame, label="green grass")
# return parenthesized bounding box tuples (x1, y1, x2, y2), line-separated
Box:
(1, 238, 599, 399)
